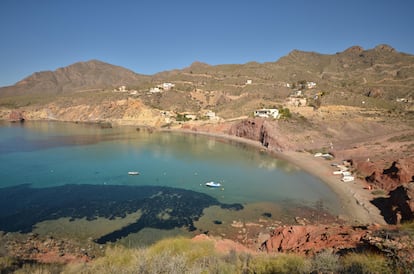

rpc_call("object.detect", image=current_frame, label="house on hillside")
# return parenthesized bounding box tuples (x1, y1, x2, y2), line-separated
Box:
(254, 109, 280, 119)
(159, 83, 175, 90)
(149, 87, 162, 93)
(286, 97, 307, 107)
(204, 110, 219, 121)
(114, 85, 128, 92)
(306, 82, 316, 89)
(185, 114, 197, 120)
(149, 82, 175, 93)
(291, 90, 303, 97)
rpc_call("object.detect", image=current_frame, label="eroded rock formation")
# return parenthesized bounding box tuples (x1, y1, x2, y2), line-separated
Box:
(260, 224, 414, 263)
(358, 159, 414, 192)
(260, 225, 374, 255)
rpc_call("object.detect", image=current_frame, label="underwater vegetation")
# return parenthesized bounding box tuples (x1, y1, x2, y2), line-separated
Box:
(0, 184, 243, 243)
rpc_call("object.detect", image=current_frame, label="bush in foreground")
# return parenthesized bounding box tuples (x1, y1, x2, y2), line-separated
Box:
(3, 237, 410, 273)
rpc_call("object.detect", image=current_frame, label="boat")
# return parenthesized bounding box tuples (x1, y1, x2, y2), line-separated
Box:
(341, 175, 355, 182)
(128, 171, 140, 175)
(205, 181, 221, 188)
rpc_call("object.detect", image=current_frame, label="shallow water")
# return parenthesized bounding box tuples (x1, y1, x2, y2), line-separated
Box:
(0, 121, 343, 244)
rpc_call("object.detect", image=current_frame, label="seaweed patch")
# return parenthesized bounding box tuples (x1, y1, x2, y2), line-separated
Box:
(0, 184, 243, 243)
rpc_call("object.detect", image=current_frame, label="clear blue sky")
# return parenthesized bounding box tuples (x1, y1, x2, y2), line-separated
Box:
(1, 0, 413, 87)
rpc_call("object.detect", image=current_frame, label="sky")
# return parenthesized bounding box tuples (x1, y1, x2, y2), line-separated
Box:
(1, 0, 414, 87)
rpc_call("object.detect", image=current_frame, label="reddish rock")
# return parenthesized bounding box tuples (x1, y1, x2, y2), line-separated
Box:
(9, 110, 25, 122)
(228, 118, 288, 150)
(228, 118, 265, 142)
(4, 233, 98, 264)
(356, 158, 414, 192)
(353, 157, 414, 223)
(260, 225, 376, 255)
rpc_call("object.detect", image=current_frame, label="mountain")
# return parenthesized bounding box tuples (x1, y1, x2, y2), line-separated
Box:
(1, 45, 413, 113)
(0, 60, 150, 96)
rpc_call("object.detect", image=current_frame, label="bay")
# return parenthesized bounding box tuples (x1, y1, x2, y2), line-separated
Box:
(0, 121, 343, 245)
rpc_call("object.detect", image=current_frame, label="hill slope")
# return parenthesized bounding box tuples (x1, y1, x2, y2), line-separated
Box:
(0, 44, 413, 116)
(0, 60, 150, 96)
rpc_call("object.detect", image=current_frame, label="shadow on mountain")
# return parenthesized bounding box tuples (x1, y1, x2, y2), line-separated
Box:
(0, 184, 243, 243)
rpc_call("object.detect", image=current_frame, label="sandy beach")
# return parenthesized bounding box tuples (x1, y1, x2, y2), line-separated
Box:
(278, 151, 386, 225)
(166, 128, 386, 225)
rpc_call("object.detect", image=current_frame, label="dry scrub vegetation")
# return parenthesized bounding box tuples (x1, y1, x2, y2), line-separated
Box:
(2, 236, 411, 274)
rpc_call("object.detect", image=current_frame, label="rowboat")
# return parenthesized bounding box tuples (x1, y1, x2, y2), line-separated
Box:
(205, 181, 221, 188)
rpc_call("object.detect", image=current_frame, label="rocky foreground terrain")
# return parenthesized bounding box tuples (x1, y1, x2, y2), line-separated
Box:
(0, 45, 413, 266)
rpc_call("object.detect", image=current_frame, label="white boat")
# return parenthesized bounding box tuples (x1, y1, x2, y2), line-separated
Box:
(341, 175, 355, 182)
(205, 181, 221, 188)
(128, 171, 140, 175)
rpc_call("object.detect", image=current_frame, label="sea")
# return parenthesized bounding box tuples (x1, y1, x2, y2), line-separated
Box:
(0, 121, 344, 246)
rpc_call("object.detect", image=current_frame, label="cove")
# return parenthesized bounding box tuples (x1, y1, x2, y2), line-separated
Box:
(0, 121, 344, 243)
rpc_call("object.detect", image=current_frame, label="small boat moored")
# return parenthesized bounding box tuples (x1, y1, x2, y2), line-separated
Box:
(341, 175, 355, 182)
(128, 171, 140, 175)
(205, 181, 221, 188)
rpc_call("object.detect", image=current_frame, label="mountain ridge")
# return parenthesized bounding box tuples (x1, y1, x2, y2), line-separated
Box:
(0, 44, 413, 112)
(1, 60, 150, 96)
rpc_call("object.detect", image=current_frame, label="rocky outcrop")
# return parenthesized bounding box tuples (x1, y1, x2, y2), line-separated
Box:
(9, 110, 25, 122)
(353, 158, 414, 224)
(3, 233, 97, 264)
(228, 118, 290, 151)
(1, 98, 164, 127)
(260, 225, 375, 255)
(260, 224, 414, 263)
(357, 159, 414, 192)
(228, 118, 264, 142)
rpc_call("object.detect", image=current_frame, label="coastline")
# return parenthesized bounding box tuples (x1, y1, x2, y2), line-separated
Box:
(164, 127, 386, 225)
(278, 151, 385, 225)
(1, 119, 385, 225)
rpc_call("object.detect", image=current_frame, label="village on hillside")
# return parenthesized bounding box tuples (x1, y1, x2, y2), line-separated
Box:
(110, 79, 325, 124)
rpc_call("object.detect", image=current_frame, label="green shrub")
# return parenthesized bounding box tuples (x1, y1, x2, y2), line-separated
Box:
(311, 250, 340, 273)
(401, 221, 414, 237)
(340, 253, 392, 274)
(148, 237, 215, 263)
(371, 189, 387, 196)
(249, 253, 310, 274)
(83, 245, 142, 273)
(278, 107, 292, 119)
(0, 256, 16, 270)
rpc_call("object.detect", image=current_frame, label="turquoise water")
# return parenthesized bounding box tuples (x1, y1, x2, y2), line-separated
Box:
(0, 121, 343, 243)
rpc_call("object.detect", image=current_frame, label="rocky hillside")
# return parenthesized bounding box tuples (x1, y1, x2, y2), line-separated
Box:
(0, 60, 151, 96)
(1, 44, 413, 118)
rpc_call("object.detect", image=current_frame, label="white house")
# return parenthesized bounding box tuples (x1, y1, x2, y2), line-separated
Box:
(149, 87, 162, 93)
(205, 110, 216, 118)
(159, 83, 175, 90)
(254, 109, 280, 119)
(246, 79, 252, 85)
(286, 97, 307, 107)
(185, 114, 197, 120)
(114, 85, 127, 92)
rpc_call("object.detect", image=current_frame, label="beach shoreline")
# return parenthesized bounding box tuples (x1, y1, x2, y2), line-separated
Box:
(163, 127, 386, 225)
